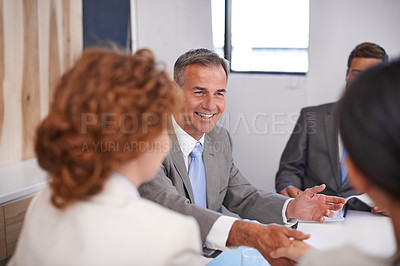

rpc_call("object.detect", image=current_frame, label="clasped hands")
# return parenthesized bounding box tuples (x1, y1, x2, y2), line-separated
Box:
(227, 184, 346, 265)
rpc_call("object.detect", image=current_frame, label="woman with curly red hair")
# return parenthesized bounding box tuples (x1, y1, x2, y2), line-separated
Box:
(9, 48, 203, 265)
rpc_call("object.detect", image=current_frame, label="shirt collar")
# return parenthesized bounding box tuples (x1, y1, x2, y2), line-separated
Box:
(110, 172, 140, 198)
(172, 115, 205, 157)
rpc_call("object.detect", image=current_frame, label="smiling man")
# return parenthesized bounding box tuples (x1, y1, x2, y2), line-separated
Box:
(139, 48, 345, 264)
(175, 63, 226, 140)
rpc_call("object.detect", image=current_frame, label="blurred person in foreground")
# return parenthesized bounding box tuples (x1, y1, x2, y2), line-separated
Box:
(276, 42, 388, 213)
(270, 58, 400, 265)
(8, 48, 203, 266)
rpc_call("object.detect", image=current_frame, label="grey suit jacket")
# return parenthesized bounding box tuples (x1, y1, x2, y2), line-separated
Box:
(275, 102, 369, 211)
(139, 125, 288, 245)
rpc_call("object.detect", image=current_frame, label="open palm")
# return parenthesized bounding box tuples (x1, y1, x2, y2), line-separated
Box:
(287, 184, 346, 222)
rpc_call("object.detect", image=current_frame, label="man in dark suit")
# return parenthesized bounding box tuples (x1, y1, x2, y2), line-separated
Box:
(139, 48, 345, 264)
(275, 42, 388, 211)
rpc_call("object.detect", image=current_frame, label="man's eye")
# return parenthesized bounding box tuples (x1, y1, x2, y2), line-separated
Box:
(194, 91, 203, 95)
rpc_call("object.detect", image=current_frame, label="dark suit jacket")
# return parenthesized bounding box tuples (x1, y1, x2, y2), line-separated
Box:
(275, 102, 370, 211)
(139, 125, 288, 245)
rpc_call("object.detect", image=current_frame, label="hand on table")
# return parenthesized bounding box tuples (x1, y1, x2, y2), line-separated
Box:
(226, 221, 310, 266)
(280, 186, 303, 198)
(270, 239, 314, 262)
(372, 205, 391, 216)
(286, 184, 346, 222)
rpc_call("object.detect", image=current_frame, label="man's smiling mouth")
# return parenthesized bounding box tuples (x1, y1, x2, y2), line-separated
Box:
(195, 112, 214, 118)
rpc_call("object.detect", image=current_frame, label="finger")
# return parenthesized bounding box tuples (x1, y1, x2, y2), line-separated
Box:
(323, 195, 346, 204)
(280, 190, 290, 197)
(305, 184, 326, 195)
(372, 207, 390, 216)
(372, 206, 384, 213)
(270, 248, 289, 259)
(325, 209, 334, 218)
(326, 203, 344, 211)
(318, 216, 325, 223)
(284, 229, 310, 240)
(383, 211, 391, 217)
(289, 189, 301, 198)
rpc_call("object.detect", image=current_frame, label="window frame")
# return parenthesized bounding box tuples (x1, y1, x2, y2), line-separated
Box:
(221, 0, 307, 75)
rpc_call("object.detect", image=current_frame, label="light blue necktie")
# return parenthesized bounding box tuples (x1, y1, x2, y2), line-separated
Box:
(189, 142, 207, 208)
(340, 149, 348, 183)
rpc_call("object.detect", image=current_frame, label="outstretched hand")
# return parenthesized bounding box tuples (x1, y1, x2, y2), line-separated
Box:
(372, 205, 391, 216)
(286, 184, 346, 222)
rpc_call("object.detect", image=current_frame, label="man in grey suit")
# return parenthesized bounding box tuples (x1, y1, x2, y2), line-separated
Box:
(275, 42, 388, 212)
(139, 48, 345, 265)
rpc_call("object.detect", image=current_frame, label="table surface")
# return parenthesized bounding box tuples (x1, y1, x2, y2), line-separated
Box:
(0, 158, 47, 205)
(208, 210, 396, 266)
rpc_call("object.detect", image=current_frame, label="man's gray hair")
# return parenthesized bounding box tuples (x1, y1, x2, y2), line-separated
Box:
(173, 48, 230, 87)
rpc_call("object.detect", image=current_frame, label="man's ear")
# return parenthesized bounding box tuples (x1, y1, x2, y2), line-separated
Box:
(347, 157, 370, 194)
(172, 80, 180, 89)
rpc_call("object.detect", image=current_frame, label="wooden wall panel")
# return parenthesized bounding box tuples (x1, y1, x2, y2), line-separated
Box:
(1, 0, 24, 166)
(48, 0, 61, 108)
(0, 0, 82, 166)
(4, 197, 32, 256)
(0, 207, 6, 260)
(21, 0, 41, 160)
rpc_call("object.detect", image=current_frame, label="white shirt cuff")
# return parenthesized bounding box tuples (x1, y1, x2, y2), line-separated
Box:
(204, 216, 238, 251)
(282, 198, 298, 225)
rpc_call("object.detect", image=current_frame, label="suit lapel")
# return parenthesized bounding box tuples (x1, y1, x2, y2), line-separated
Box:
(203, 133, 220, 210)
(324, 104, 341, 190)
(169, 132, 196, 203)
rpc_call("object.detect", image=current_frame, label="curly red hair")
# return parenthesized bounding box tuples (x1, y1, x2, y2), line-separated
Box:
(35, 48, 182, 209)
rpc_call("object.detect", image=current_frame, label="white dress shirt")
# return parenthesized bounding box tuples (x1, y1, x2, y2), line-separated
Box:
(172, 116, 294, 251)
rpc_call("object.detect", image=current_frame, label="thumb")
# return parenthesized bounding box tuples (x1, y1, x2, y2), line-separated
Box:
(270, 247, 288, 259)
(306, 184, 326, 195)
(269, 248, 287, 259)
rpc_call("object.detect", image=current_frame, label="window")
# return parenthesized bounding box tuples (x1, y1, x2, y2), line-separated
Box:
(211, 0, 309, 74)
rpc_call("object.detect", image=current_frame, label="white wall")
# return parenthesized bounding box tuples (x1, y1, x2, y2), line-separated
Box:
(133, 0, 213, 77)
(307, 0, 400, 105)
(134, 0, 400, 192)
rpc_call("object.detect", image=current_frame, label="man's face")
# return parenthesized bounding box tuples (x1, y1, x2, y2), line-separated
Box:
(346, 57, 383, 85)
(175, 64, 227, 140)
